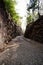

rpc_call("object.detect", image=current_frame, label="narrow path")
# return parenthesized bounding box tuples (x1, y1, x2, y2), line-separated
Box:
(0, 36, 43, 65)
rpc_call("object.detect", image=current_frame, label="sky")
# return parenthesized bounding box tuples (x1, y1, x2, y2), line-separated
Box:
(15, 0, 29, 32)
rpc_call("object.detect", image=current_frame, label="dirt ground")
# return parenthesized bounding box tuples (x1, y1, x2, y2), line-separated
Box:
(0, 36, 43, 65)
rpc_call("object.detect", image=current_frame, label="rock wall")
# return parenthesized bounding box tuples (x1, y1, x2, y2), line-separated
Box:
(24, 16, 43, 43)
(0, 1, 22, 44)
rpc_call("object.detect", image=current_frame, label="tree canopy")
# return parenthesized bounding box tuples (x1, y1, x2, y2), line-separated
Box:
(27, 0, 41, 24)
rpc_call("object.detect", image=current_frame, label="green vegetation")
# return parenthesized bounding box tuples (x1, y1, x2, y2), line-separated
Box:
(4, 0, 20, 24)
(27, 15, 33, 24)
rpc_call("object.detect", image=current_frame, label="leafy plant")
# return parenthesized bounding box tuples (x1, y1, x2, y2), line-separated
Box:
(27, 15, 33, 24)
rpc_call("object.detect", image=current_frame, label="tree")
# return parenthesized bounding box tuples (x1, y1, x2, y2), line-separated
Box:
(28, 0, 40, 14)
(27, 0, 40, 24)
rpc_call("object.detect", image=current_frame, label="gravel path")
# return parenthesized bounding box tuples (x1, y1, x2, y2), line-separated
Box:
(0, 36, 43, 65)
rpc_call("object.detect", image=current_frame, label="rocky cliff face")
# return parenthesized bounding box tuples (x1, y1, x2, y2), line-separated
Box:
(24, 16, 43, 43)
(0, 1, 22, 44)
